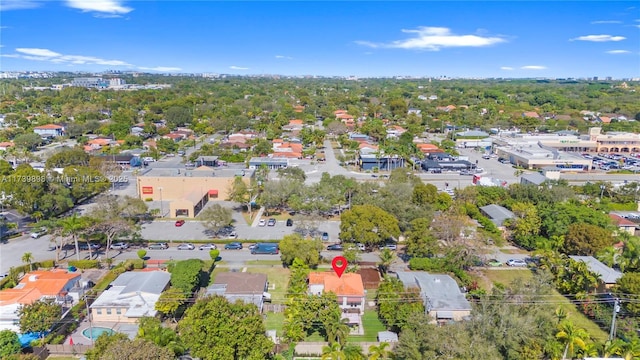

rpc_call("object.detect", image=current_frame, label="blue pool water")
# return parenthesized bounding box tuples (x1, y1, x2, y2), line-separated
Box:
(82, 327, 114, 339)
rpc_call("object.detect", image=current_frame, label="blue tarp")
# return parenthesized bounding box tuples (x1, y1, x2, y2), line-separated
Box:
(19, 332, 46, 347)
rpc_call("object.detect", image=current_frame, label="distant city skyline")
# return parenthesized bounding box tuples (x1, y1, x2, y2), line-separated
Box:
(0, 1, 638, 78)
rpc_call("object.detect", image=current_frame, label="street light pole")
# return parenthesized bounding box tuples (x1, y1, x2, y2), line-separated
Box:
(158, 187, 163, 218)
(248, 188, 253, 220)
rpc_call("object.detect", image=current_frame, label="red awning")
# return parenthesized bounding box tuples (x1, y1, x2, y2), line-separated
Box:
(208, 190, 218, 196)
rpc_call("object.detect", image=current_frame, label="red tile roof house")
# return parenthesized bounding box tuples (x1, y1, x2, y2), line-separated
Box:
(522, 111, 540, 119)
(162, 133, 184, 142)
(33, 124, 65, 137)
(308, 272, 365, 332)
(0, 142, 14, 151)
(609, 214, 637, 236)
(0, 270, 81, 332)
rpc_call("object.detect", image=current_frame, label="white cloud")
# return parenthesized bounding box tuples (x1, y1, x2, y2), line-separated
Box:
(606, 49, 631, 54)
(229, 66, 249, 70)
(0, 0, 43, 11)
(500, 66, 514, 70)
(275, 55, 293, 60)
(591, 20, 622, 24)
(16, 48, 62, 57)
(65, 0, 132, 14)
(571, 34, 626, 42)
(521, 65, 547, 70)
(355, 26, 506, 51)
(138, 66, 182, 72)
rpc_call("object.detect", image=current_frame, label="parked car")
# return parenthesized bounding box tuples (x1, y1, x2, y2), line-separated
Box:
(227, 231, 238, 239)
(251, 243, 279, 254)
(482, 154, 491, 159)
(248, 244, 257, 250)
(30, 228, 47, 239)
(356, 243, 366, 251)
(175, 220, 186, 227)
(327, 244, 342, 251)
(199, 244, 217, 250)
(148, 242, 169, 250)
(79, 243, 101, 251)
(286, 218, 293, 227)
(225, 242, 243, 250)
(267, 218, 276, 226)
(380, 244, 397, 251)
(487, 259, 503, 267)
(110, 242, 129, 250)
(321, 232, 329, 241)
(177, 243, 195, 250)
(506, 259, 527, 267)
(258, 219, 266, 227)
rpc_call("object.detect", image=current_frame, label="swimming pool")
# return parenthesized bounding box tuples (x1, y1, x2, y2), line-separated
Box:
(82, 327, 114, 339)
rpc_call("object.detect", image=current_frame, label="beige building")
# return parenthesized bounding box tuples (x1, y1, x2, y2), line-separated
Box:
(136, 166, 251, 218)
(90, 271, 170, 323)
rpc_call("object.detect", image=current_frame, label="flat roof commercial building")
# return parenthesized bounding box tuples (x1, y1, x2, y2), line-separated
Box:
(136, 166, 252, 218)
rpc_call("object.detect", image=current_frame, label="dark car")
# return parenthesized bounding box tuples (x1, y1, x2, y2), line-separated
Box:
(267, 218, 276, 226)
(251, 243, 279, 254)
(286, 218, 293, 227)
(224, 242, 243, 250)
(321, 232, 329, 241)
(327, 244, 342, 251)
(79, 243, 101, 251)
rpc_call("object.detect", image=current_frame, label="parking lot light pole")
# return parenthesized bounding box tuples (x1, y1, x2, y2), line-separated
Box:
(158, 187, 163, 218)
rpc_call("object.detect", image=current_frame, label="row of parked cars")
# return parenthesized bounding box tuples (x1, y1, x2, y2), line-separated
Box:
(326, 243, 397, 251)
(147, 242, 279, 254)
(486, 258, 527, 267)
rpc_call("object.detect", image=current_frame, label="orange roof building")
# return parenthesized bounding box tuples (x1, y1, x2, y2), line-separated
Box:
(308, 272, 365, 318)
(0, 270, 81, 332)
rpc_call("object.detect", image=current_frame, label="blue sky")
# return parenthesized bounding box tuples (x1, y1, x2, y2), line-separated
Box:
(0, 1, 639, 78)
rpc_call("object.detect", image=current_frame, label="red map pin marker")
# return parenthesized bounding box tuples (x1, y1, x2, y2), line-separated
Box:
(332, 256, 348, 278)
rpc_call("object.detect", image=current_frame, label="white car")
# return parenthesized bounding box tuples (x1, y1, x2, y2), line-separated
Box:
(258, 219, 266, 227)
(30, 228, 47, 239)
(110, 242, 129, 250)
(199, 244, 217, 250)
(506, 259, 527, 267)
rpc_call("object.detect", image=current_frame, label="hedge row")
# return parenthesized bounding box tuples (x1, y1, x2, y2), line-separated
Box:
(67, 260, 99, 269)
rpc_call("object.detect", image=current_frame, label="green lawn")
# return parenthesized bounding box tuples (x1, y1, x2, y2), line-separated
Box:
(265, 312, 285, 334)
(245, 260, 283, 266)
(481, 269, 609, 343)
(246, 266, 290, 304)
(348, 310, 386, 342)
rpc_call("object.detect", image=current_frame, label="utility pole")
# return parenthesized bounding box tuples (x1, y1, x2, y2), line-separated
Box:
(609, 297, 621, 341)
(84, 293, 94, 345)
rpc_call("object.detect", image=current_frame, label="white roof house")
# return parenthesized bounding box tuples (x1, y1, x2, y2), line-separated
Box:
(569, 256, 623, 288)
(90, 271, 170, 322)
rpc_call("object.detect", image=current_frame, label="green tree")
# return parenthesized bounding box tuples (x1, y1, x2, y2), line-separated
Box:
(615, 272, 640, 316)
(87, 195, 137, 260)
(178, 295, 273, 360)
(13, 133, 42, 151)
(45, 147, 90, 168)
(377, 248, 395, 274)
(563, 223, 615, 256)
(339, 205, 400, 248)
(165, 106, 192, 128)
(411, 183, 437, 206)
(322, 342, 346, 360)
(368, 342, 391, 360)
(137, 249, 147, 260)
(0, 330, 21, 358)
(199, 204, 233, 236)
(0, 159, 14, 175)
(58, 213, 89, 261)
(279, 233, 323, 267)
(405, 218, 438, 258)
(169, 259, 204, 293)
(209, 249, 220, 261)
(17, 299, 62, 335)
(610, 337, 640, 360)
(556, 321, 589, 360)
(325, 318, 351, 347)
(21, 252, 33, 271)
(84, 332, 130, 360)
(137, 316, 185, 356)
(155, 287, 188, 322)
(156, 138, 178, 154)
(508, 202, 541, 245)
(376, 277, 424, 332)
(98, 338, 175, 360)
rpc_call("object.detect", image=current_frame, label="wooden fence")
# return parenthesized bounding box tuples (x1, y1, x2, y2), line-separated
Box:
(46, 344, 92, 355)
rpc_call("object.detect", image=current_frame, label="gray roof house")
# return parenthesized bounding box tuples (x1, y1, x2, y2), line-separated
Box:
(480, 204, 516, 227)
(90, 271, 170, 323)
(569, 256, 623, 289)
(396, 271, 472, 322)
(520, 172, 548, 186)
(206, 272, 270, 312)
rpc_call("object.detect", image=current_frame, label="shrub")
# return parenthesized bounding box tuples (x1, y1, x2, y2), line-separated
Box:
(112, 266, 127, 277)
(68, 260, 99, 269)
(144, 197, 153, 202)
(209, 249, 220, 261)
(37, 260, 56, 269)
(130, 259, 145, 269)
(137, 249, 147, 260)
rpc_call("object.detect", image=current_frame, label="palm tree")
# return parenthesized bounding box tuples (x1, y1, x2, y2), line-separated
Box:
(610, 338, 640, 360)
(21, 252, 33, 271)
(556, 321, 589, 360)
(322, 342, 345, 360)
(58, 213, 88, 261)
(554, 307, 568, 324)
(378, 248, 395, 274)
(596, 246, 618, 268)
(368, 342, 392, 360)
(326, 318, 350, 347)
(343, 344, 365, 360)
